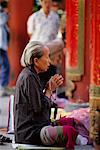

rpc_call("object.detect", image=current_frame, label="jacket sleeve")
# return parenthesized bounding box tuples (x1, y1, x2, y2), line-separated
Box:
(25, 75, 42, 113)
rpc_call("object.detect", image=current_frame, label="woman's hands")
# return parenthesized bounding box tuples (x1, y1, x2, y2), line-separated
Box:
(48, 74, 63, 92)
(45, 74, 63, 98)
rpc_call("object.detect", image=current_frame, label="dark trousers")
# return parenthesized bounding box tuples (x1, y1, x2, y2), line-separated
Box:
(0, 49, 10, 87)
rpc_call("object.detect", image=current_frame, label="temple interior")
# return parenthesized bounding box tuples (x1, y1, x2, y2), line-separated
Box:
(0, 0, 100, 149)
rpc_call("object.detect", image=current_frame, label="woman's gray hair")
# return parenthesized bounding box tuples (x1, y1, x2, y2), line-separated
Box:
(21, 41, 44, 67)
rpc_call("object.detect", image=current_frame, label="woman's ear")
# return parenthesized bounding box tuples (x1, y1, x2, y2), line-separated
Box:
(34, 58, 39, 66)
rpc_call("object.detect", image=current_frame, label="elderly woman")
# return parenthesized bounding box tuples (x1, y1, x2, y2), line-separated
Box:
(14, 41, 78, 149)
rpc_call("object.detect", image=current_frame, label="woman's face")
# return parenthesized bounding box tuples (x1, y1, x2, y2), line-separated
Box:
(34, 46, 51, 72)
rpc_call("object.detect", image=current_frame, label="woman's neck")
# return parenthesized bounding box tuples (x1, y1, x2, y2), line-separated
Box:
(34, 66, 40, 74)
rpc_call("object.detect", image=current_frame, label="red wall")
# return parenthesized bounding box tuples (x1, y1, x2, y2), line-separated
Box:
(73, 0, 91, 102)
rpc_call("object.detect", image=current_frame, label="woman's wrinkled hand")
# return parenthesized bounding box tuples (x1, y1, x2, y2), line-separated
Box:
(48, 74, 63, 92)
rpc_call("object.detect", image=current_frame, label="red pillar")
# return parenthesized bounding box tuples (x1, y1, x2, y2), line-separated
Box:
(72, 0, 91, 101)
(8, 0, 33, 86)
(66, 0, 89, 101)
(89, 0, 100, 147)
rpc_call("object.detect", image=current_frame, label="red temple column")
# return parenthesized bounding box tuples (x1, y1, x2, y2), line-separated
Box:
(66, 0, 87, 100)
(66, 0, 79, 75)
(8, 0, 33, 86)
(89, 0, 100, 147)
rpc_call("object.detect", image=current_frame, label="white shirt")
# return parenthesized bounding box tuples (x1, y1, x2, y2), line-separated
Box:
(0, 10, 9, 51)
(27, 9, 60, 44)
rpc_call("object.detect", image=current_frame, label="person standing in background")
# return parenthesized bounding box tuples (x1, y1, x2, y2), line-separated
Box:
(0, 0, 10, 96)
(27, 0, 60, 44)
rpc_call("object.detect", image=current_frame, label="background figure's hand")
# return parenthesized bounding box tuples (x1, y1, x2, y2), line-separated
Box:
(48, 74, 63, 92)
